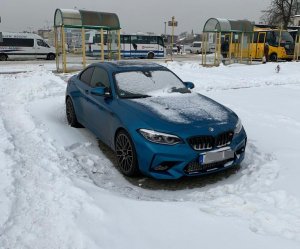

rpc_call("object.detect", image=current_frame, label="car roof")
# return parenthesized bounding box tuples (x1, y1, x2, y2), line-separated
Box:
(89, 61, 166, 73)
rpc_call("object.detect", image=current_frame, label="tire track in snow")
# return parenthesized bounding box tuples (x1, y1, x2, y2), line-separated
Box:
(0, 70, 104, 249)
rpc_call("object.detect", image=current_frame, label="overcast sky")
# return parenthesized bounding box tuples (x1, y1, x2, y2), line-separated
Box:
(1, 0, 271, 34)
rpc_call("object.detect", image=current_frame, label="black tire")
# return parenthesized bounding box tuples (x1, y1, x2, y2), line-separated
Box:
(115, 130, 139, 176)
(269, 53, 277, 62)
(196, 50, 200, 54)
(0, 54, 7, 61)
(47, 53, 56, 60)
(66, 97, 82, 128)
(147, 52, 154, 59)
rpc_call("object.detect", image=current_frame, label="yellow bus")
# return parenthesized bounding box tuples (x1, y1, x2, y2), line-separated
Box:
(250, 28, 294, 61)
(222, 28, 295, 61)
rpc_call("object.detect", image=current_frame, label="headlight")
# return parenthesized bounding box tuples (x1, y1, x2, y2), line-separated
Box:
(138, 129, 182, 145)
(234, 118, 243, 134)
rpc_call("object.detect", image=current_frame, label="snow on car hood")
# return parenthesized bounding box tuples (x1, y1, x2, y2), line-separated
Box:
(131, 92, 231, 124)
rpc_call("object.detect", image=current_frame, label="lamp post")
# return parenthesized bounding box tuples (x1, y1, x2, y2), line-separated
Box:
(164, 21, 167, 35)
(168, 16, 178, 61)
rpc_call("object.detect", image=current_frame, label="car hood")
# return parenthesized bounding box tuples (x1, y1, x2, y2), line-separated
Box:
(119, 92, 238, 134)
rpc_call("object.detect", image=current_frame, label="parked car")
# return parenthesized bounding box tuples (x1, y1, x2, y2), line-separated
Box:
(66, 62, 247, 179)
(190, 41, 202, 54)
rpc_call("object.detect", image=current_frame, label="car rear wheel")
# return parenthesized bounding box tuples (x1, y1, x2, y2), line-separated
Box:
(47, 53, 55, 60)
(0, 54, 7, 61)
(115, 130, 139, 176)
(66, 97, 82, 128)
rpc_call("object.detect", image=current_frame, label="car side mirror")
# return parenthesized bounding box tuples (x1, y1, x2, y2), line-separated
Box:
(183, 82, 195, 89)
(90, 87, 111, 97)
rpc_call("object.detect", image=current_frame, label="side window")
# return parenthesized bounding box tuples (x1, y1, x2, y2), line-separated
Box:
(90, 67, 110, 88)
(149, 36, 157, 44)
(80, 67, 94, 85)
(258, 33, 266, 43)
(37, 39, 50, 47)
(123, 35, 131, 44)
(253, 32, 258, 43)
(267, 32, 276, 45)
(158, 37, 164, 47)
(1, 38, 34, 47)
(131, 35, 137, 44)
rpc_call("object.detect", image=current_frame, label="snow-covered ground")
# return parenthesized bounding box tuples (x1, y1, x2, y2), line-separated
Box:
(0, 61, 300, 249)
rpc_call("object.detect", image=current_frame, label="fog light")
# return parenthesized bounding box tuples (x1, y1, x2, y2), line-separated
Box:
(153, 161, 177, 171)
(154, 165, 170, 171)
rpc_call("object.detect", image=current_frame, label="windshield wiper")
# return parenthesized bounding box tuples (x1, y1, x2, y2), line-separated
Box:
(122, 94, 150, 99)
(170, 87, 191, 94)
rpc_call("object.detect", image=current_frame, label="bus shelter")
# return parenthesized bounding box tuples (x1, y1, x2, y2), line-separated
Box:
(202, 18, 254, 66)
(290, 27, 300, 61)
(54, 9, 121, 73)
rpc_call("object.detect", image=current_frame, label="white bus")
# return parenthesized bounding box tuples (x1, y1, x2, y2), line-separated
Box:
(85, 31, 165, 59)
(0, 32, 56, 61)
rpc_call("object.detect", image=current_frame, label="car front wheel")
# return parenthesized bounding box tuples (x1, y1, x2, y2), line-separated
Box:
(115, 130, 139, 176)
(66, 97, 82, 128)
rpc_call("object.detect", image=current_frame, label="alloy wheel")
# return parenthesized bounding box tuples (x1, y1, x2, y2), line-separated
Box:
(115, 132, 137, 175)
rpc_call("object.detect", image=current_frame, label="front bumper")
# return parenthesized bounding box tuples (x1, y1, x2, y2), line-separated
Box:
(133, 128, 247, 180)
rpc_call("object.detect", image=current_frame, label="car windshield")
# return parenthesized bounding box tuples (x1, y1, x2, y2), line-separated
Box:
(115, 70, 189, 98)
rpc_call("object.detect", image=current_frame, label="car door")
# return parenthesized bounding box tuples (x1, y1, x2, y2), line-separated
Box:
(36, 39, 50, 59)
(85, 66, 114, 143)
(75, 66, 95, 126)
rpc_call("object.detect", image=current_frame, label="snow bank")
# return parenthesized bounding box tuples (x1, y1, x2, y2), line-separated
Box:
(1, 62, 300, 248)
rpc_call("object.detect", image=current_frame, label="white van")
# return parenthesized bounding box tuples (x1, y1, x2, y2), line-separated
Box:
(0, 32, 56, 61)
(190, 41, 202, 54)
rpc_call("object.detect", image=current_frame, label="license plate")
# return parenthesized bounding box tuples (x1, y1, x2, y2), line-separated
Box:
(199, 149, 234, 164)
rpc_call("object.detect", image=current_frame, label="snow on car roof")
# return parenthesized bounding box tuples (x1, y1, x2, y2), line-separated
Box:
(92, 61, 165, 72)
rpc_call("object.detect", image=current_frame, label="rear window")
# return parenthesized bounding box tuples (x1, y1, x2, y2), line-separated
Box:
(0, 38, 34, 47)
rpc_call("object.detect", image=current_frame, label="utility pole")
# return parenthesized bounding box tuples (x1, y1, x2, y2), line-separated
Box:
(164, 21, 167, 35)
(168, 16, 178, 61)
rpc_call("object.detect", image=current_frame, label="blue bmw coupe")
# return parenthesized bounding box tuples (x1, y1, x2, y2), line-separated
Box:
(66, 61, 247, 179)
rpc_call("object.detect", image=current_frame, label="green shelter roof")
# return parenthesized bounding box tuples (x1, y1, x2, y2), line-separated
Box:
(54, 9, 120, 30)
(203, 18, 254, 33)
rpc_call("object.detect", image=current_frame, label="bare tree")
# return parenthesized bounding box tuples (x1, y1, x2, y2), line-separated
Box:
(261, 0, 299, 28)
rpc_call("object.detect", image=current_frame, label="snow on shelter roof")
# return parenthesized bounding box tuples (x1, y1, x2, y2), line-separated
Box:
(203, 18, 254, 33)
(54, 9, 120, 30)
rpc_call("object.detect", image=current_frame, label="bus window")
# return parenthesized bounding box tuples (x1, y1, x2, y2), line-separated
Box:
(258, 33, 266, 43)
(275, 31, 294, 44)
(266, 31, 276, 46)
(158, 37, 164, 47)
(85, 33, 90, 43)
(253, 32, 258, 43)
(149, 36, 157, 44)
(131, 36, 148, 44)
(93, 34, 108, 44)
(131, 36, 138, 44)
(123, 35, 131, 44)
